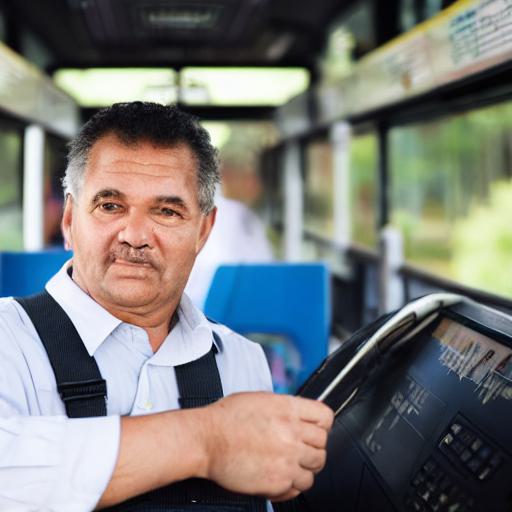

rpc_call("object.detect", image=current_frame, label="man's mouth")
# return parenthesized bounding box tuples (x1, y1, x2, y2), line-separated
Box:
(113, 258, 153, 268)
(109, 248, 157, 270)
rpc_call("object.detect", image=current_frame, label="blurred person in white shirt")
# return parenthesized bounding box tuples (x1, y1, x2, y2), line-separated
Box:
(185, 189, 273, 308)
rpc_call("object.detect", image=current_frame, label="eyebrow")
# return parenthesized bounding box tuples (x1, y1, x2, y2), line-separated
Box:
(90, 189, 125, 206)
(155, 195, 188, 210)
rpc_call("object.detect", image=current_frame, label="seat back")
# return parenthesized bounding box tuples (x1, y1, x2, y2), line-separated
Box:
(0, 250, 71, 297)
(204, 263, 330, 391)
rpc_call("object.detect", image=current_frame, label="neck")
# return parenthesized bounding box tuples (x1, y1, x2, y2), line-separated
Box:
(112, 309, 178, 352)
(96, 301, 178, 352)
(142, 320, 177, 352)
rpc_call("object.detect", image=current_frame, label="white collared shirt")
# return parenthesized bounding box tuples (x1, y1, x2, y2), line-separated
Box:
(0, 262, 273, 511)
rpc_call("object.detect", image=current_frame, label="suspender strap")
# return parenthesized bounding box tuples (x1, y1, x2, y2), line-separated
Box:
(114, 480, 266, 510)
(175, 333, 224, 409)
(105, 337, 266, 511)
(17, 291, 265, 511)
(15, 291, 107, 418)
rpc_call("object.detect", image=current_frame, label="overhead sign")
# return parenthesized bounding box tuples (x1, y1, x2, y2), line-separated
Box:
(315, 0, 512, 124)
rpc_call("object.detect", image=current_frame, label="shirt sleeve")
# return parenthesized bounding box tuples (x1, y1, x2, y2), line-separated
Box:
(0, 301, 121, 512)
(0, 415, 120, 512)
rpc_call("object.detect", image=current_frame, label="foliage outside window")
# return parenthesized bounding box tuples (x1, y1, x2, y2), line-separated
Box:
(349, 133, 378, 248)
(0, 125, 23, 250)
(303, 138, 334, 239)
(260, 148, 285, 259)
(390, 101, 512, 298)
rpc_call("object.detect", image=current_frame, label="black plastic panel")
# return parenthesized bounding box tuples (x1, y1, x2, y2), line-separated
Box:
(299, 300, 512, 512)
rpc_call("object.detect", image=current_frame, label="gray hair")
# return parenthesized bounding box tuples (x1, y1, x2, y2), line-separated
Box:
(63, 102, 220, 214)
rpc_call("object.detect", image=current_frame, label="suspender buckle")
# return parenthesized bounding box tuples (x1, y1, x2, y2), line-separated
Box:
(58, 379, 107, 402)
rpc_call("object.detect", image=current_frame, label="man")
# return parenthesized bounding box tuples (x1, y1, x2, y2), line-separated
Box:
(0, 102, 333, 511)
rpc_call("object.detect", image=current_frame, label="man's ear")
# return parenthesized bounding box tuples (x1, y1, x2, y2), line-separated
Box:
(61, 194, 74, 250)
(196, 206, 217, 254)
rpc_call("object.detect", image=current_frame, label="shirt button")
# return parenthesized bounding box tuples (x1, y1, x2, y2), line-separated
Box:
(144, 401, 153, 411)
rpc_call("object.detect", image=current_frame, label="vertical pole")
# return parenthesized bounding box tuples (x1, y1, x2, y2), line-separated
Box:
(379, 225, 405, 313)
(23, 124, 45, 251)
(377, 122, 389, 229)
(377, 122, 405, 312)
(331, 122, 351, 250)
(283, 140, 303, 261)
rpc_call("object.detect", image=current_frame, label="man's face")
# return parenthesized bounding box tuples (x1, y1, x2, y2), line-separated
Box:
(62, 133, 215, 314)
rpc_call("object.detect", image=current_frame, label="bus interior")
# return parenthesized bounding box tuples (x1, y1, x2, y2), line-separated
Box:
(1, 0, 512, 510)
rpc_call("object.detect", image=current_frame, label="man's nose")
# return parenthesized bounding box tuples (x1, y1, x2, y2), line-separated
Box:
(117, 210, 152, 248)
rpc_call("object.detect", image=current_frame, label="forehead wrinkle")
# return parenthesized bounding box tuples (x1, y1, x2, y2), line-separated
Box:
(100, 164, 184, 179)
(108, 158, 180, 169)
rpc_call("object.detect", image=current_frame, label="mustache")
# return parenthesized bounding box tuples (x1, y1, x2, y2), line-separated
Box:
(109, 246, 157, 268)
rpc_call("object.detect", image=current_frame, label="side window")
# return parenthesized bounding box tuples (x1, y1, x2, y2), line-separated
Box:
(0, 121, 23, 250)
(349, 131, 378, 248)
(303, 136, 334, 239)
(390, 101, 512, 297)
(44, 134, 67, 247)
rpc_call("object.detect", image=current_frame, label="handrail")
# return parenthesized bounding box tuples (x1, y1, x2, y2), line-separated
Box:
(399, 263, 512, 314)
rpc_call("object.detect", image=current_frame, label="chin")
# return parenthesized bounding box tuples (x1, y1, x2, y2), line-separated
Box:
(104, 282, 157, 308)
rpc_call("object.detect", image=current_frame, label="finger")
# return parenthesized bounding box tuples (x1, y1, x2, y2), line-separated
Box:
(296, 397, 334, 430)
(299, 445, 327, 473)
(292, 469, 315, 492)
(269, 469, 315, 502)
(271, 488, 301, 502)
(301, 422, 328, 449)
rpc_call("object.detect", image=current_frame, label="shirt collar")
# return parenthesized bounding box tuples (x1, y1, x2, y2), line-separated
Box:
(149, 292, 217, 367)
(45, 261, 220, 362)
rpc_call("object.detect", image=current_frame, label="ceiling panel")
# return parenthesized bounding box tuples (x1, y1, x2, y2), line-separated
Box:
(3, 0, 358, 69)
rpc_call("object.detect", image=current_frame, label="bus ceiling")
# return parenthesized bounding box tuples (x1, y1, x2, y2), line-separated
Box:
(0, 0, 360, 72)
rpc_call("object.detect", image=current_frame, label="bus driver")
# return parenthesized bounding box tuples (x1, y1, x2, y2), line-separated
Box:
(0, 102, 333, 511)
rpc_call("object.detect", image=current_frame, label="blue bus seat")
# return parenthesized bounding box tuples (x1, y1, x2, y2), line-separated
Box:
(0, 250, 71, 297)
(204, 263, 330, 391)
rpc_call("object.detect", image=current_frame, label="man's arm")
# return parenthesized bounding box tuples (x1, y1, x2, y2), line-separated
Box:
(0, 306, 120, 512)
(98, 392, 333, 508)
(0, 414, 120, 511)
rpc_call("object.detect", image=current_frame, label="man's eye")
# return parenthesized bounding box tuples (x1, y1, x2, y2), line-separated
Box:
(100, 202, 121, 212)
(160, 208, 179, 217)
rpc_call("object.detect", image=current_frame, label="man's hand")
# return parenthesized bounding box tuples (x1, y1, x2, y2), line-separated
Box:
(98, 392, 333, 508)
(200, 392, 334, 501)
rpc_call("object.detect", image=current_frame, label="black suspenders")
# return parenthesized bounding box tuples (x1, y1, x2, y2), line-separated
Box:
(16, 290, 266, 512)
(16, 291, 107, 418)
(175, 331, 224, 409)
